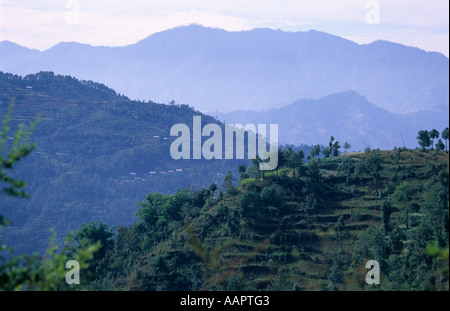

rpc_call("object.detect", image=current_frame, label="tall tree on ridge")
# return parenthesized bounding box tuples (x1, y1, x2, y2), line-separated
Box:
(417, 130, 431, 151)
(430, 129, 440, 150)
(442, 127, 449, 152)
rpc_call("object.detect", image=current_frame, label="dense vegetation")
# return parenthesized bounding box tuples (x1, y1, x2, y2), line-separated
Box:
(0, 71, 249, 255)
(68, 146, 448, 291)
(0, 104, 99, 290)
(1, 71, 448, 291)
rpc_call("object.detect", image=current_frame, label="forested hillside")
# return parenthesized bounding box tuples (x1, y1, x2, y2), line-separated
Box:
(70, 148, 448, 291)
(0, 71, 448, 291)
(0, 71, 249, 255)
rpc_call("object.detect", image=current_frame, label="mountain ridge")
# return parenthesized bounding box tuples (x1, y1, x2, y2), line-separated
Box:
(212, 90, 449, 151)
(1, 25, 447, 114)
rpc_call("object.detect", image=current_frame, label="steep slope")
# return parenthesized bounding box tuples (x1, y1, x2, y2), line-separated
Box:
(87, 149, 449, 291)
(0, 71, 248, 255)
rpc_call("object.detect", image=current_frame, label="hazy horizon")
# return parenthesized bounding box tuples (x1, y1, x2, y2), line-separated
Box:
(0, 0, 448, 56)
(1, 24, 449, 60)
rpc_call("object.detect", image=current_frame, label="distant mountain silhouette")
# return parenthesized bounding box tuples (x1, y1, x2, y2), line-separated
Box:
(212, 91, 450, 151)
(0, 24, 448, 114)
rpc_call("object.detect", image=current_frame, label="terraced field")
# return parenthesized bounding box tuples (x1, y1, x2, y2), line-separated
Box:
(132, 149, 448, 290)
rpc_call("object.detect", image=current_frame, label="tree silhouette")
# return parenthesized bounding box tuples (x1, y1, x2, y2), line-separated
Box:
(436, 139, 445, 152)
(417, 130, 431, 151)
(310, 144, 321, 159)
(430, 129, 440, 150)
(322, 146, 332, 158)
(329, 136, 335, 158)
(442, 127, 449, 152)
(333, 141, 341, 157)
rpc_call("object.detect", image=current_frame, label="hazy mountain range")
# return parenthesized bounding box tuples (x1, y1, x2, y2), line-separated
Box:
(0, 24, 448, 114)
(213, 91, 449, 151)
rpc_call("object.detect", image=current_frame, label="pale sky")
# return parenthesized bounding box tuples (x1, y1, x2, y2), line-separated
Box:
(0, 0, 448, 56)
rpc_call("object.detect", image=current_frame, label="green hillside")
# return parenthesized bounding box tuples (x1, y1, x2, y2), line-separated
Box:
(84, 148, 448, 291)
(1, 71, 448, 291)
(0, 71, 250, 255)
